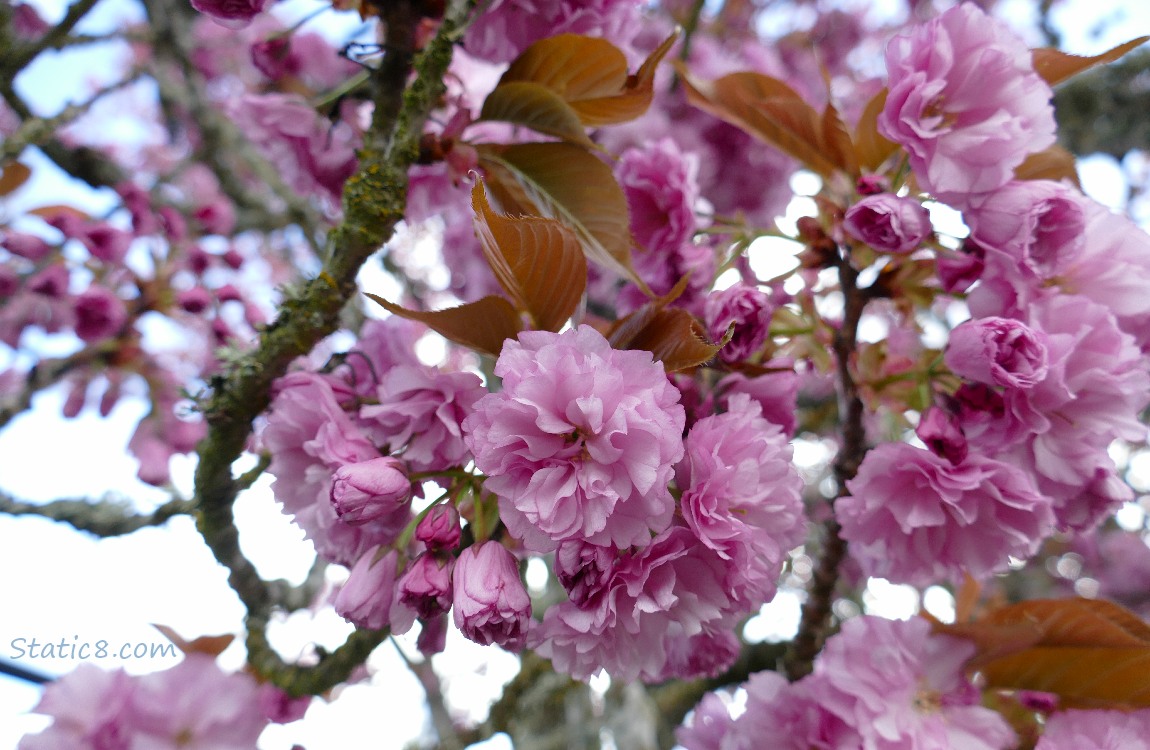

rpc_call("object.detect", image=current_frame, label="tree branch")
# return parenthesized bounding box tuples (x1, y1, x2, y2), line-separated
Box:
(0, 492, 193, 537)
(0, 0, 102, 80)
(192, 0, 469, 697)
(783, 251, 869, 681)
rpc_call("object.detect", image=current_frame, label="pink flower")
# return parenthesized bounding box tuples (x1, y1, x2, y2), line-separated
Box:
(334, 547, 415, 633)
(676, 691, 736, 750)
(358, 366, 484, 473)
(945, 316, 1049, 390)
(3, 231, 53, 261)
(840, 443, 1054, 587)
(78, 223, 132, 265)
(330, 456, 412, 526)
(452, 541, 532, 650)
(704, 284, 773, 363)
(915, 408, 968, 465)
(415, 504, 462, 551)
(1036, 709, 1150, 749)
(190, 0, 270, 29)
(73, 285, 128, 342)
(124, 655, 270, 749)
(804, 616, 1017, 750)
(398, 552, 455, 619)
(463, 326, 685, 552)
(842, 193, 932, 254)
(232, 93, 357, 202)
(464, 0, 640, 64)
(617, 137, 700, 258)
(716, 364, 800, 436)
(19, 664, 133, 750)
(263, 372, 406, 565)
(879, 4, 1055, 197)
(676, 393, 806, 609)
(532, 526, 733, 681)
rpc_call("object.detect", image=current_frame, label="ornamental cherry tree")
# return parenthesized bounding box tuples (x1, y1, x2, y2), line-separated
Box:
(4, 0, 1150, 747)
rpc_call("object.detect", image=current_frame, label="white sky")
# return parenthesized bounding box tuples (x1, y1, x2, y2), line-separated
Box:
(3, 0, 1150, 748)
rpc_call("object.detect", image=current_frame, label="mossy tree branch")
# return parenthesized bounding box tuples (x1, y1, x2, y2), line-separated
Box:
(191, 0, 469, 698)
(0, 492, 194, 537)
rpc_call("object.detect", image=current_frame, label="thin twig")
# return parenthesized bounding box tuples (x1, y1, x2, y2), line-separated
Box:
(0, 492, 194, 537)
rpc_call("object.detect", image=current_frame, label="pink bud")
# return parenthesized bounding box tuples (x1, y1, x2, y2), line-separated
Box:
(178, 287, 212, 314)
(3, 231, 53, 261)
(334, 547, 400, 630)
(80, 223, 132, 264)
(452, 542, 531, 650)
(945, 317, 1049, 390)
(415, 504, 461, 551)
(843, 193, 932, 254)
(417, 613, 449, 657)
(28, 264, 69, 298)
(193, 198, 236, 236)
(330, 457, 411, 526)
(189, 0, 271, 29)
(398, 553, 454, 619)
(74, 285, 128, 342)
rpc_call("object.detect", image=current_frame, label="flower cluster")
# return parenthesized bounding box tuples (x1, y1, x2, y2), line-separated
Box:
(19, 656, 308, 749)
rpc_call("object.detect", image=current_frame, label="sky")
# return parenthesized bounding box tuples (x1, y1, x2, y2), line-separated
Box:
(2, 0, 1150, 748)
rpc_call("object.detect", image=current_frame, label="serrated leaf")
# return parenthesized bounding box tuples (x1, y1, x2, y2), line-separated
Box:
(0, 161, 31, 196)
(478, 82, 594, 146)
(621, 306, 721, 372)
(1033, 36, 1150, 87)
(364, 293, 522, 358)
(675, 65, 849, 178)
(153, 624, 235, 657)
(935, 598, 1150, 709)
(479, 142, 644, 291)
(607, 274, 691, 349)
(1014, 144, 1080, 186)
(472, 181, 587, 332)
(821, 102, 859, 177)
(497, 32, 678, 127)
(854, 87, 898, 172)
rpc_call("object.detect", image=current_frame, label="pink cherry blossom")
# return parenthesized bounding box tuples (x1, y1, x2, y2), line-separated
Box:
(334, 547, 415, 633)
(464, 0, 640, 64)
(330, 456, 412, 526)
(358, 366, 484, 473)
(803, 616, 1017, 750)
(398, 552, 455, 619)
(879, 4, 1055, 197)
(676, 393, 806, 609)
(452, 541, 532, 650)
(532, 526, 732, 681)
(704, 283, 774, 363)
(842, 193, 932, 254)
(124, 654, 270, 749)
(1036, 709, 1150, 749)
(463, 325, 685, 551)
(840, 442, 1054, 587)
(190, 0, 270, 29)
(945, 316, 1049, 390)
(18, 664, 133, 750)
(73, 285, 128, 342)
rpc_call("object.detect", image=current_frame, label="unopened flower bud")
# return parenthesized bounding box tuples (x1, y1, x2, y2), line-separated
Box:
(330, 457, 411, 526)
(415, 504, 461, 551)
(452, 541, 531, 650)
(398, 552, 454, 619)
